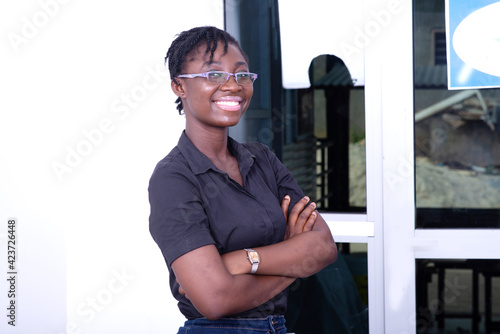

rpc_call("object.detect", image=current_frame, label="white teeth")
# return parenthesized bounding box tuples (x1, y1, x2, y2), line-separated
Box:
(215, 101, 239, 106)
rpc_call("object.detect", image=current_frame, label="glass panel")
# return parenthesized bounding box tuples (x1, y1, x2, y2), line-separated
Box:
(286, 243, 369, 333)
(283, 55, 366, 213)
(227, 1, 366, 214)
(413, 0, 500, 228)
(416, 259, 500, 334)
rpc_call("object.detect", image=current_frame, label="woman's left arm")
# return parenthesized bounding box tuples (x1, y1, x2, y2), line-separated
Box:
(221, 197, 337, 278)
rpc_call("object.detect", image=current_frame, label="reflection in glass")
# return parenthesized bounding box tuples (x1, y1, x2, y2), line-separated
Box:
(413, 0, 500, 228)
(283, 55, 366, 213)
(416, 259, 500, 334)
(286, 243, 368, 333)
(226, 1, 366, 214)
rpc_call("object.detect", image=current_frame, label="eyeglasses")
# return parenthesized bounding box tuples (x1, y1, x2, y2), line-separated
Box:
(176, 71, 258, 86)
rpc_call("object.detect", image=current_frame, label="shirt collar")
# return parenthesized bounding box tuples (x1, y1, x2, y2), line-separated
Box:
(227, 136, 255, 178)
(177, 131, 255, 176)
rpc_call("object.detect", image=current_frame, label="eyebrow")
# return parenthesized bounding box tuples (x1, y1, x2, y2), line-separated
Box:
(202, 60, 248, 68)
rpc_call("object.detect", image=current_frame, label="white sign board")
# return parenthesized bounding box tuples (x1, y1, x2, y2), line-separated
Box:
(447, 0, 500, 89)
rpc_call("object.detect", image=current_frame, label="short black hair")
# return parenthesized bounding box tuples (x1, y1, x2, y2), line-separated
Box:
(165, 26, 248, 115)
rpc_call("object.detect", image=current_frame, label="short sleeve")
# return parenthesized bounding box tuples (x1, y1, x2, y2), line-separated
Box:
(148, 161, 215, 266)
(261, 144, 306, 211)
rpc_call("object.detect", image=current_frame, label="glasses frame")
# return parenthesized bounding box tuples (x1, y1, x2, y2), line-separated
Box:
(176, 71, 258, 86)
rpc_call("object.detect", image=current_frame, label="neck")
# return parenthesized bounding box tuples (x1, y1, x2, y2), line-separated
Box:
(185, 124, 231, 160)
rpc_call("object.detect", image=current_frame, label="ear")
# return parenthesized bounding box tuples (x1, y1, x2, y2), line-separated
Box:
(171, 79, 186, 98)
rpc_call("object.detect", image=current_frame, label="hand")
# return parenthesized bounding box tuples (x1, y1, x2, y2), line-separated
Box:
(281, 195, 317, 240)
(178, 281, 190, 300)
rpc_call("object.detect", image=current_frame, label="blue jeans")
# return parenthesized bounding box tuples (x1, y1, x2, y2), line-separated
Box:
(177, 315, 287, 333)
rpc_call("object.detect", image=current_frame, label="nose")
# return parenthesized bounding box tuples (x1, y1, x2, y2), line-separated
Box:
(220, 74, 241, 91)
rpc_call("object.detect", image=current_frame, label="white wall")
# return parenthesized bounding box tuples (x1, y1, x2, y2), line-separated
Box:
(0, 1, 223, 333)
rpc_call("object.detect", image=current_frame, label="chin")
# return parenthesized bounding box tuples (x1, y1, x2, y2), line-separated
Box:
(218, 119, 241, 128)
(215, 112, 245, 127)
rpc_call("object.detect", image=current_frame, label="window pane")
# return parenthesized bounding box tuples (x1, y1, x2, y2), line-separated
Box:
(283, 55, 366, 213)
(227, 1, 366, 214)
(416, 259, 500, 333)
(286, 243, 368, 333)
(413, 0, 500, 228)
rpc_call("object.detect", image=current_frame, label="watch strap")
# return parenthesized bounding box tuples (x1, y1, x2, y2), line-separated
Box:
(245, 248, 260, 274)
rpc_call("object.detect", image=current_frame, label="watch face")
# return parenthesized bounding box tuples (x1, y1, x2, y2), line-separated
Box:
(248, 251, 260, 263)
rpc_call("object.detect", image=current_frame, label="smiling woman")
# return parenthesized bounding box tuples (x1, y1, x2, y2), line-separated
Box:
(148, 26, 337, 333)
(172, 42, 253, 131)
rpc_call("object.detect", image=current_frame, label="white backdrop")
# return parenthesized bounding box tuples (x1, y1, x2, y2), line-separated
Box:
(0, 1, 223, 333)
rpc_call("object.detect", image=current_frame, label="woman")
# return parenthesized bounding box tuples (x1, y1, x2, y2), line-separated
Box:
(149, 26, 337, 333)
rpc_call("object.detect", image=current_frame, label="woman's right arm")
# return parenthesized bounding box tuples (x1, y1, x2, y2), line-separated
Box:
(151, 164, 322, 320)
(172, 195, 322, 320)
(171, 244, 295, 321)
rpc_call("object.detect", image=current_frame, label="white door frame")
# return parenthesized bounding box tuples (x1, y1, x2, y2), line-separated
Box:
(327, 1, 500, 333)
(375, 1, 500, 333)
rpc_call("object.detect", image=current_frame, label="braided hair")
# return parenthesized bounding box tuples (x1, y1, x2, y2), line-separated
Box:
(165, 26, 249, 115)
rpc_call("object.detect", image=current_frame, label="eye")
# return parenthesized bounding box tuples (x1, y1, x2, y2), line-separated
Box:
(236, 72, 255, 84)
(207, 72, 225, 80)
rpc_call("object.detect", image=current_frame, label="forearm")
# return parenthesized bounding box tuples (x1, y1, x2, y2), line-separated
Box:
(205, 274, 294, 319)
(222, 215, 337, 278)
(257, 229, 336, 277)
(172, 245, 295, 321)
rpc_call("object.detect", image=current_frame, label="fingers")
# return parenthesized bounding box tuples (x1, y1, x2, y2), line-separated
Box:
(303, 210, 316, 232)
(285, 196, 318, 239)
(178, 284, 189, 300)
(281, 195, 290, 220)
(288, 196, 313, 226)
(297, 201, 316, 230)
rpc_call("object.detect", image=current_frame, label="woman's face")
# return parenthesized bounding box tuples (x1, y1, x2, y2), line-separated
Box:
(175, 43, 253, 130)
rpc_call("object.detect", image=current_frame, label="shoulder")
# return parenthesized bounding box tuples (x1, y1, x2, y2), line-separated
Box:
(149, 146, 196, 190)
(240, 141, 275, 160)
(240, 141, 284, 171)
(151, 146, 183, 175)
(153, 146, 184, 170)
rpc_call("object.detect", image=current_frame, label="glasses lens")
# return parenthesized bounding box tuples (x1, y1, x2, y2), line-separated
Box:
(236, 73, 255, 86)
(207, 72, 229, 84)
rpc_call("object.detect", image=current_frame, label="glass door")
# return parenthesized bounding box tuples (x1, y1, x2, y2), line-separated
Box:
(414, 1, 500, 333)
(375, 0, 500, 333)
(227, 1, 500, 332)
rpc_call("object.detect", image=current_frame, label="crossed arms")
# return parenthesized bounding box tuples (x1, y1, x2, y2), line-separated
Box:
(171, 195, 337, 320)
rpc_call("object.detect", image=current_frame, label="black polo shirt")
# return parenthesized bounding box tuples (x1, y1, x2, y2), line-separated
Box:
(149, 131, 305, 320)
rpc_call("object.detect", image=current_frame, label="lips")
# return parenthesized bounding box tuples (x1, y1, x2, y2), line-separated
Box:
(214, 97, 243, 111)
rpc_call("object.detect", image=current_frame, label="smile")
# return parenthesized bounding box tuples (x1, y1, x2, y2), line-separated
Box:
(214, 100, 242, 111)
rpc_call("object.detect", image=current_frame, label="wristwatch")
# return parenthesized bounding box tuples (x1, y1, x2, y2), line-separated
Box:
(244, 248, 260, 274)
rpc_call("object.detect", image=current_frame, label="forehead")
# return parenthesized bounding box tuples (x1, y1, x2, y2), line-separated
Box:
(184, 43, 248, 69)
